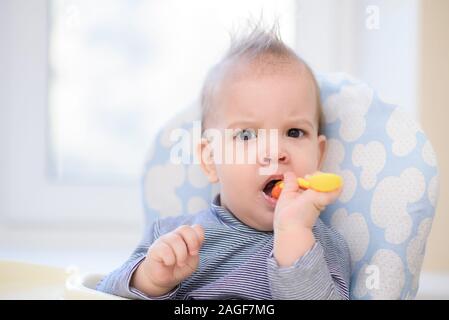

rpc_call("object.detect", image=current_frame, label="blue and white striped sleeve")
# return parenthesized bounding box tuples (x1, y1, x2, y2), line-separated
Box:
(95, 219, 180, 300)
(267, 221, 351, 300)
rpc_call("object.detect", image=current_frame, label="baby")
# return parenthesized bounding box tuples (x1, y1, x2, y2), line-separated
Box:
(97, 26, 351, 300)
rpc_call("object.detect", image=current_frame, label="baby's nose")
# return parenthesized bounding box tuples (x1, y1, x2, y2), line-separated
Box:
(278, 154, 287, 162)
(263, 152, 288, 165)
(278, 152, 288, 163)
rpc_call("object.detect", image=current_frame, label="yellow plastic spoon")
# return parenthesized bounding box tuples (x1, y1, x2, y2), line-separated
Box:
(271, 172, 343, 199)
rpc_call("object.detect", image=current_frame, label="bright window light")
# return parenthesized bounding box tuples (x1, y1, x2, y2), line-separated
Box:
(49, 0, 296, 183)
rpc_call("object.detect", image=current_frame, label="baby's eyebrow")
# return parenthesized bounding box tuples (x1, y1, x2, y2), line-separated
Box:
(226, 118, 315, 130)
(226, 120, 260, 129)
(285, 118, 315, 130)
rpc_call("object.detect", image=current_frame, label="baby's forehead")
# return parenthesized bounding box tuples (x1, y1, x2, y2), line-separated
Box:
(217, 58, 318, 115)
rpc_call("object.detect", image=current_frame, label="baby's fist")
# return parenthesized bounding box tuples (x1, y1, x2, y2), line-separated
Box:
(274, 171, 342, 231)
(131, 224, 205, 297)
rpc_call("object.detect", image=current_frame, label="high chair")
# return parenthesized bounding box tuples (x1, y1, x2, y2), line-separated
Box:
(140, 73, 439, 299)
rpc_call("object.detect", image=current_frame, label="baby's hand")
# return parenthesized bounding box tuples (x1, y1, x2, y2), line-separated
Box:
(273, 171, 342, 267)
(274, 171, 342, 231)
(131, 224, 205, 297)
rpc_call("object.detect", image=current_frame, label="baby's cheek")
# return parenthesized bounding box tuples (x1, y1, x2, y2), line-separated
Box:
(291, 152, 316, 170)
(220, 165, 250, 190)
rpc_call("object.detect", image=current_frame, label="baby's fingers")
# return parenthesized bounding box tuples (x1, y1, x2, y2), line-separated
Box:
(192, 225, 205, 246)
(318, 186, 342, 206)
(281, 171, 299, 193)
(149, 240, 176, 267)
(326, 185, 343, 202)
(174, 225, 204, 256)
(161, 232, 190, 267)
(304, 186, 343, 212)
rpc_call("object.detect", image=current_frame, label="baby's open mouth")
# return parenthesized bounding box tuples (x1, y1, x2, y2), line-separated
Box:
(263, 179, 282, 197)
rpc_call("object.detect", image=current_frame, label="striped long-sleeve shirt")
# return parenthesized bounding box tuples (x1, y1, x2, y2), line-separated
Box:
(97, 194, 351, 300)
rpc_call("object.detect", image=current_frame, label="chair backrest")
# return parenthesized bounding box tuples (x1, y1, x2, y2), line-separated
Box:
(141, 73, 439, 299)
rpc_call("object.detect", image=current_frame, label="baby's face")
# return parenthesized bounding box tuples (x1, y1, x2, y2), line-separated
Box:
(201, 62, 326, 231)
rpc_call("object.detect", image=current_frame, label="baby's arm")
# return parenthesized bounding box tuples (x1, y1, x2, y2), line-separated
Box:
(270, 171, 350, 299)
(273, 172, 342, 266)
(131, 224, 204, 297)
(96, 221, 204, 299)
(268, 220, 351, 300)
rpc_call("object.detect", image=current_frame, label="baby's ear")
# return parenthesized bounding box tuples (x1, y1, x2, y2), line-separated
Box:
(197, 138, 219, 183)
(317, 135, 327, 170)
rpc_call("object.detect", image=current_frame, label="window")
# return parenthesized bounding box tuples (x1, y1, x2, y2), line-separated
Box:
(49, 0, 296, 183)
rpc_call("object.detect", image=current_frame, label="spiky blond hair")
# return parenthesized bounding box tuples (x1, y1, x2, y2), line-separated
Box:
(200, 22, 324, 135)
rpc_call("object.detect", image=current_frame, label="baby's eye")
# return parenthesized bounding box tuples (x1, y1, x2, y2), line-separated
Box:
(235, 129, 257, 141)
(287, 128, 306, 138)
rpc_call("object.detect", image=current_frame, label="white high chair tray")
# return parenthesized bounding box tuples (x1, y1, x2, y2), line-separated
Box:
(0, 260, 123, 300)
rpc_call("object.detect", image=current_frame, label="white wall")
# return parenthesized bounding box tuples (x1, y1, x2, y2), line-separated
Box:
(0, 0, 143, 229)
(295, 0, 420, 119)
